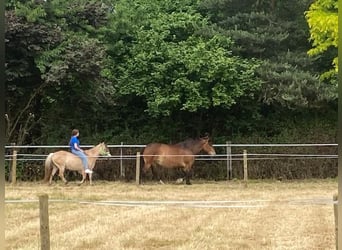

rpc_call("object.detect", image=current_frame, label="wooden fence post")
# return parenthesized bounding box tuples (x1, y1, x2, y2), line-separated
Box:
(120, 142, 125, 178)
(11, 143, 17, 184)
(226, 141, 232, 181)
(334, 193, 338, 250)
(243, 150, 248, 188)
(136, 152, 140, 185)
(39, 194, 50, 250)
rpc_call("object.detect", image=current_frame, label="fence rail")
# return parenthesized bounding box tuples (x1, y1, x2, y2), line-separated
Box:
(4, 143, 339, 149)
(4, 153, 339, 161)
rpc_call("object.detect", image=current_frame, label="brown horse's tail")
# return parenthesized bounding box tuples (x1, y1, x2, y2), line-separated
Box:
(43, 153, 54, 183)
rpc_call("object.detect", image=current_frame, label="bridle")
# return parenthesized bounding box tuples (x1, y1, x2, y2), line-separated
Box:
(99, 144, 111, 156)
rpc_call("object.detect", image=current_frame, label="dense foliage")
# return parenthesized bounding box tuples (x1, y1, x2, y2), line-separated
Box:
(305, 0, 338, 79)
(5, 0, 337, 180)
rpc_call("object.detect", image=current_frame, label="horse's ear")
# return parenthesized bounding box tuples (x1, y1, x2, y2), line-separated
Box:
(202, 132, 209, 139)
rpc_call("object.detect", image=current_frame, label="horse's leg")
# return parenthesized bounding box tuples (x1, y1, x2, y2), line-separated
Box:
(151, 165, 157, 181)
(58, 167, 68, 184)
(89, 173, 93, 185)
(151, 165, 164, 184)
(175, 168, 184, 184)
(185, 171, 192, 185)
(154, 165, 165, 185)
(78, 170, 86, 185)
(184, 167, 192, 185)
(160, 165, 167, 185)
(49, 166, 58, 185)
(141, 156, 153, 183)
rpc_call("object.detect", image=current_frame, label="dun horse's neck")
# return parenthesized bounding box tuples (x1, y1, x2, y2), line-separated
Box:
(85, 145, 101, 156)
(85, 145, 101, 167)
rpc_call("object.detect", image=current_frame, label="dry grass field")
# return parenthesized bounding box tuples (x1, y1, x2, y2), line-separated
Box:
(5, 179, 338, 250)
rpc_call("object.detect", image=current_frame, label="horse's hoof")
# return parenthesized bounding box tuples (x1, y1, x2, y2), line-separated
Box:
(159, 180, 165, 185)
(176, 178, 184, 184)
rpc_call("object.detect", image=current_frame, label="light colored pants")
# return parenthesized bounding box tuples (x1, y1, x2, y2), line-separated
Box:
(71, 149, 88, 170)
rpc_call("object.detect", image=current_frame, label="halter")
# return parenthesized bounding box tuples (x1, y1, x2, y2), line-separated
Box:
(99, 144, 111, 156)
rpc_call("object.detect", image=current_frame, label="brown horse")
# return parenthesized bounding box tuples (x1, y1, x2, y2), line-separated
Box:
(43, 142, 111, 185)
(142, 135, 216, 185)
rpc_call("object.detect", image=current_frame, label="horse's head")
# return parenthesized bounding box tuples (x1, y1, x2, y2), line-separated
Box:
(99, 142, 111, 157)
(200, 135, 216, 156)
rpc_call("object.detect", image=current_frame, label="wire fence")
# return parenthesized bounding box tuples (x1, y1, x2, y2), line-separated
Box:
(4, 143, 338, 161)
(4, 153, 339, 161)
(4, 143, 338, 182)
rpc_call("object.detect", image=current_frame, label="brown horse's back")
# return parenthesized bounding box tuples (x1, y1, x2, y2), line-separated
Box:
(143, 143, 194, 170)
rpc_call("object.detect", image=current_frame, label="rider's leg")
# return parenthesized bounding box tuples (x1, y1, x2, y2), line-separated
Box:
(71, 150, 89, 170)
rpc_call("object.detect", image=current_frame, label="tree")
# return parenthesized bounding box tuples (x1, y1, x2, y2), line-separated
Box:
(199, 0, 337, 109)
(109, 0, 261, 117)
(5, 8, 62, 144)
(5, 0, 112, 144)
(5, 0, 337, 148)
(305, 0, 338, 79)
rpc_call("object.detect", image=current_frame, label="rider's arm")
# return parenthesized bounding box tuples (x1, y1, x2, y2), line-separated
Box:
(73, 143, 84, 152)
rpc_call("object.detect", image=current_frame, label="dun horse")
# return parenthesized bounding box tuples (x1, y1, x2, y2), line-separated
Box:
(142, 135, 216, 185)
(43, 142, 111, 185)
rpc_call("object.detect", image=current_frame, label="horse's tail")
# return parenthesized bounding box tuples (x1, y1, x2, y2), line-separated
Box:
(139, 148, 145, 172)
(140, 147, 144, 161)
(139, 147, 148, 182)
(43, 153, 54, 183)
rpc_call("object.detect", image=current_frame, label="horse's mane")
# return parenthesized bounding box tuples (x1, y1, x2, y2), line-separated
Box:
(175, 138, 196, 148)
(176, 135, 209, 149)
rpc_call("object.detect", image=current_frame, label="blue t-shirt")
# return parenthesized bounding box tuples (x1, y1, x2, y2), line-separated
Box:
(69, 136, 80, 151)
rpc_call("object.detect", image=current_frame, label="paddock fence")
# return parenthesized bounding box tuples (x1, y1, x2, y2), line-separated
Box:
(4, 142, 338, 183)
